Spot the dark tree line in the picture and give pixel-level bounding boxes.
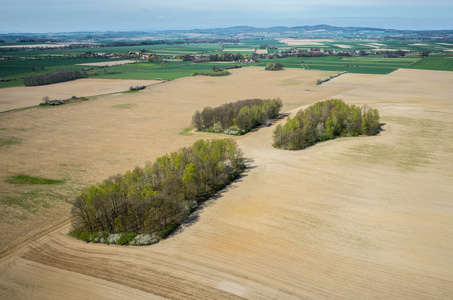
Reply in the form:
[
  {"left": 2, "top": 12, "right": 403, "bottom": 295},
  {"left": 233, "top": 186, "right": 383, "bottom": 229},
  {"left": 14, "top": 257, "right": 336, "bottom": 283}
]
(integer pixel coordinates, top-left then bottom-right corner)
[
  {"left": 181, "top": 52, "right": 245, "bottom": 62},
  {"left": 71, "top": 139, "right": 245, "bottom": 240},
  {"left": 192, "top": 98, "right": 282, "bottom": 134},
  {"left": 23, "top": 70, "right": 85, "bottom": 86},
  {"left": 384, "top": 50, "right": 407, "bottom": 58},
  {"left": 208, "top": 53, "right": 245, "bottom": 61},
  {"left": 273, "top": 99, "right": 381, "bottom": 150},
  {"left": 99, "top": 38, "right": 240, "bottom": 47}
]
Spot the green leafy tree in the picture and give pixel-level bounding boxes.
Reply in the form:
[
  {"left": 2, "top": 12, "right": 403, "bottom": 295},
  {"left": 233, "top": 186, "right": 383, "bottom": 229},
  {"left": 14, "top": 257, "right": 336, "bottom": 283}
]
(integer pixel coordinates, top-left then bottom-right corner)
[
  {"left": 192, "top": 98, "right": 282, "bottom": 134},
  {"left": 70, "top": 139, "right": 245, "bottom": 242},
  {"left": 273, "top": 99, "right": 381, "bottom": 150},
  {"left": 265, "top": 61, "right": 283, "bottom": 71}
]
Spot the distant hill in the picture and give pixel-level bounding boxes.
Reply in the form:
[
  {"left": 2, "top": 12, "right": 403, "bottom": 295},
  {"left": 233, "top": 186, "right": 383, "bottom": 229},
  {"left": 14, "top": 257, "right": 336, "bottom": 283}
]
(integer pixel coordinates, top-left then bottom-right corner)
[
  {"left": 1, "top": 25, "right": 452, "bottom": 42},
  {"left": 161, "top": 25, "right": 453, "bottom": 40}
]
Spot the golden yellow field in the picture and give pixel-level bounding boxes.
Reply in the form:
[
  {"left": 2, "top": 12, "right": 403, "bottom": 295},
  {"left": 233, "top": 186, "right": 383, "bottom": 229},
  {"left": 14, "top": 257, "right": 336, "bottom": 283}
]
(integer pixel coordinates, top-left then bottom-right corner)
[{"left": 1, "top": 67, "right": 452, "bottom": 299}]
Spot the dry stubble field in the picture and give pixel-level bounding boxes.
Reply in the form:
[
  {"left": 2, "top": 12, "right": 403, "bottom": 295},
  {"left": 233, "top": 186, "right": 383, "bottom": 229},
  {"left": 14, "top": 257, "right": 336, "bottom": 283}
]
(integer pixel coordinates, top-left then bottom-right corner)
[
  {"left": 0, "top": 78, "right": 161, "bottom": 112},
  {"left": 0, "top": 67, "right": 452, "bottom": 299}
]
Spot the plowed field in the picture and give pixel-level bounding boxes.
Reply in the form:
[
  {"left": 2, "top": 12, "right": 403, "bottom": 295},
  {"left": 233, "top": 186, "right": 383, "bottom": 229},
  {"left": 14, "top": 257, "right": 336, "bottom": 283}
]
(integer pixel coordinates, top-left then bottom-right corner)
[
  {"left": 0, "top": 78, "right": 160, "bottom": 112},
  {"left": 1, "top": 67, "right": 452, "bottom": 299}
]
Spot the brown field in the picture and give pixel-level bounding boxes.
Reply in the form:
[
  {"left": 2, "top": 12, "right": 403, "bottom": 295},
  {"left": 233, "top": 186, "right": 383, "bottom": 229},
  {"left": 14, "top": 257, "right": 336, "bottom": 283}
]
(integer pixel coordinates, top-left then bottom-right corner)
[
  {"left": 255, "top": 49, "right": 268, "bottom": 54},
  {"left": 0, "top": 78, "right": 160, "bottom": 112},
  {"left": 278, "top": 38, "right": 332, "bottom": 46},
  {"left": 0, "top": 43, "right": 75, "bottom": 49},
  {"left": 334, "top": 44, "right": 351, "bottom": 49},
  {"left": 0, "top": 67, "right": 452, "bottom": 299},
  {"left": 75, "top": 60, "right": 138, "bottom": 67}
]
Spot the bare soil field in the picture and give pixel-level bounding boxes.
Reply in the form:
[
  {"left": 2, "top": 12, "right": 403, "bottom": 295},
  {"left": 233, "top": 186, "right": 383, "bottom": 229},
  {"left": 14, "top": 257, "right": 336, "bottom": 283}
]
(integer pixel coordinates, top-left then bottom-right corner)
[
  {"left": 0, "top": 78, "right": 160, "bottom": 112},
  {"left": 334, "top": 44, "right": 351, "bottom": 48},
  {"left": 279, "top": 38, "right": 333, "bottom": 46},
  {"left": 255, "top": 49, "right": 268, "bottom": 54},
  {"left": 0, "top": 43, "right": 75, "bottom": 49},
  {"left": 75, "top": 60, "right": 138, "bottom": 67},
  {"left": 1, "top": 67, "right": 452, "bottom": 299}
]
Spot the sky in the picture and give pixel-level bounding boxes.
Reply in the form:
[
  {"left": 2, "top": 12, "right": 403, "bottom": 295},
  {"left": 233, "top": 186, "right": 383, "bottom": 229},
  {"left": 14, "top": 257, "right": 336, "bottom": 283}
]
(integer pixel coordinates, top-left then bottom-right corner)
[{"left": 1, "top": 0, "right": 452, "bottom": 33}]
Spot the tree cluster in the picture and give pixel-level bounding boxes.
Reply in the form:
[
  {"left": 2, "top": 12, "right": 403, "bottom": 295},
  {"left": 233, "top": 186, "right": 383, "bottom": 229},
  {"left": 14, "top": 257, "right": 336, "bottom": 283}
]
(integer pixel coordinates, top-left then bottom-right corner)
[
  {"left": 208, "top": 53, "right": 245, "bottom": 61},
  {"left": 384, "top": 50, "right": 406, "bottom": 58},
  {"left": 265, "top": 62, "right": 283, "bottom": 70},
  {"left": 191, "top": 70, "right": 230, "bottom": 77},
  {"left": 273, "top": 99, "right": 381, "bottom": 150},
  {"left": 192, "top": 98, "right": 282, "bottom": 134},
  {"left": 71, "top": 139, "right": 245, "bottom": 242},
  {"left": 23, "top": 70, "right": 84, "bottom": 86},
  {"left": 39, "top": 95, "right": 88, "bottom": 106},
  {"left": 181, "top": 53, "right": 245, "bottom": 62},
  {"left": 129, "top": 85, "right": 146, "bottom": 91},
  {"left": 259, "top": 44, "right": 277, "bottom": 49}
]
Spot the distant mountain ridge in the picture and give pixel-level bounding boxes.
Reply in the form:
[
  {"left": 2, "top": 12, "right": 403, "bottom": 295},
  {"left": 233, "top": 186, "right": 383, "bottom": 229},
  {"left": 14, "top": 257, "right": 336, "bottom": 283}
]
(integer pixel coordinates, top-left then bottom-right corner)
[
  {"left": 160, "top": 25, "right": 453, "bottom": 40},
  {"left": 162, "top": 24, "right": 452, "bottom": 34},
  {"left": 1, "top": 24, "right": 452, "bottom": 41}
]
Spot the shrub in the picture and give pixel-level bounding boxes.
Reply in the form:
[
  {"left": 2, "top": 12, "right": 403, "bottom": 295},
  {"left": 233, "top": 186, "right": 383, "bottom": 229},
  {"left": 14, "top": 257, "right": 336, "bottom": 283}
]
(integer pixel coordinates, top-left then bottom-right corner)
[
  {"left": 129, "top": 85, "right": 146, "bottom": 91},
  {"left": 116, "top": 232, "right": 137, "bottom": 245},
  {"left": 107, "top": 233, "right": 121, "bottom": 245},
  {"left": 224, "top": 126, "right": 242, "bottom": 135},
  {"left": 68, "top": 228, "right": 90, "bottom": 242},
  {"left": 156, "top": 222, "right": 179, "bottom": 239},
  {"left": 131, "top": 234, "right": 158, "bottom": 245}
]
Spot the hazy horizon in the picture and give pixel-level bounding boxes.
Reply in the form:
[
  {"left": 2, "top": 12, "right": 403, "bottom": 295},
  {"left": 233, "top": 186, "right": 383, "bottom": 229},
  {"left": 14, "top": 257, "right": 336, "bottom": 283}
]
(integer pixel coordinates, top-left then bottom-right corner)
[{"left": 1, "top": 0, "right": 452, "bottom": 34}]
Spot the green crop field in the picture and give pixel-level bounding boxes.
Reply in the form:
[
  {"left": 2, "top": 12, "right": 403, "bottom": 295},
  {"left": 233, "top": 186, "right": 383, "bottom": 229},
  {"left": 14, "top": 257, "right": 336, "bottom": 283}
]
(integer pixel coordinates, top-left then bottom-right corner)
[
  {"left": 240, "top": 40, "right": 284, "bottom": 46},
  {"left": 257, "top": 55, "right": 420, "bottom": 74},
  {"left": 0, "top": 58, "right": 129, "bottom": 88},
  {"left": 0, "top": 58, "right": 127, "bottom": 78},
  {"left": 95, "top": 61, "right": 244, "bottom": 81},
  {"left": 144, "top": 43, "right": 221, "bottom": 55},
  {"left": 1, "top": 37, "right": 452, "bottom": 89},
  {"left": 0, "top": 43, "right": 222, "bottom": 59},
  {"left": 405, "top": 53, "right": 453, "bottom": 71}
]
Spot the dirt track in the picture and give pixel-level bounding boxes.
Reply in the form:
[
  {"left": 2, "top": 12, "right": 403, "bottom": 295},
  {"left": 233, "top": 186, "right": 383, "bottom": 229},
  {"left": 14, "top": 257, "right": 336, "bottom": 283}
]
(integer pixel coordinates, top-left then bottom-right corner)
[{"left": 0, "top": 68, "right": 452, "bottom": 299}]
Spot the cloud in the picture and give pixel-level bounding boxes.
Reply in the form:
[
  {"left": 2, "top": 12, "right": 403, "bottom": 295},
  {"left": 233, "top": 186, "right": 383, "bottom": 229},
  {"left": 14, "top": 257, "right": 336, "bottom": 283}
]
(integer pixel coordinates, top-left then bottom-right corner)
[
  {"left": 1, "top": 0, "right": 452, "bottom": 32},
  {"left": 134, "top": 0, "right": 453, "bottom": 11}
]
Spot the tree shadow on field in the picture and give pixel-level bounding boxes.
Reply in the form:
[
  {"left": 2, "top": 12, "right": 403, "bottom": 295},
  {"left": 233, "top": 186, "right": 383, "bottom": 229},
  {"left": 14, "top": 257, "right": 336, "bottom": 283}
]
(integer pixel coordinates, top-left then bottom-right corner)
[{"left": 165, "top": 158, "right": 257, "bottom": 239}]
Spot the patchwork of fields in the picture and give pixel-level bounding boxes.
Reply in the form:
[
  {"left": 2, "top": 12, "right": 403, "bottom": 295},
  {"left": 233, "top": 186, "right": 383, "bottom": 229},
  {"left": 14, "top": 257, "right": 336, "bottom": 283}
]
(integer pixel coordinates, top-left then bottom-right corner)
[
  {"left": 0, "top": 67, "right": 452, "bottom": 299},
  {"left": 1, "top": 33, "right": 453, "bottom": 298},
  {"left": 1, "top": 38, "right": 453, "bottom": 89}
]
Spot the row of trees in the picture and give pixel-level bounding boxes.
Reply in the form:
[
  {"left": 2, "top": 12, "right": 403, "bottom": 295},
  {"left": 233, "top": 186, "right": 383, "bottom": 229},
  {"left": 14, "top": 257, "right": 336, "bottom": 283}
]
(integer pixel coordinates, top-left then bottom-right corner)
[
  {"left": 208, "top": 53, "right": 245, "bottom": 61},
  {"left": 273, "top": 99, "right": 381, "bottom": 150},
  {"left": 23, "top": 70, "right": 84, "bottom": 86},
  {"left": 71, "top": 139, "right": 245, "bottom": 241},
  {"left": 180, "top": 53, "right": 245, "bottom": 62},
  {"left": 192, "top": 98, "right": 283, "bottom": 133}
]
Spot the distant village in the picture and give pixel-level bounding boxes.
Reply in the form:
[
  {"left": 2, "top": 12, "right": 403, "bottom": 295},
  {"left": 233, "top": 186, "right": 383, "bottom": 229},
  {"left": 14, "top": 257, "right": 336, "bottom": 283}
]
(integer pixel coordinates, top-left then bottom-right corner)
[{"left": 83, "top": 45, "right": 407, "bottom": 63}]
